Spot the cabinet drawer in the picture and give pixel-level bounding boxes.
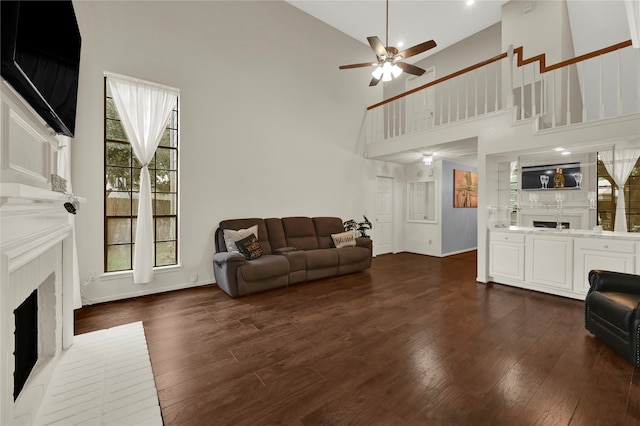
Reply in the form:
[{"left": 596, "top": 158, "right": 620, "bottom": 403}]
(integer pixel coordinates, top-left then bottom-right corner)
[
  {"left": 574, "top": 238, "right": 637, "bottom": 254},
  {"left": 490, "top": 232, "right": 525, "bottom": 243}
]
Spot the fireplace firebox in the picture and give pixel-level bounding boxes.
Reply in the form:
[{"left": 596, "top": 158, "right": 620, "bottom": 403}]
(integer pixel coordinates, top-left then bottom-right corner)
[{"left": 13, "top": 289, "right": 38, "bottom": 401}]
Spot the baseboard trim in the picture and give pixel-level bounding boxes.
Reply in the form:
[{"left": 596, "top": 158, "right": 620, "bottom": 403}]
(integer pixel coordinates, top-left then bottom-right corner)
[{"left": 81, "top": 280, "right": 214, "bottom": 306}]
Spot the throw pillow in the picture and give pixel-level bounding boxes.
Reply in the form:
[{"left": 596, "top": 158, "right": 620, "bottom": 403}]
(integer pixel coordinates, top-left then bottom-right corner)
[
  {"left": 331, "top": 231, "right": 356, "bottom": 248},
  {"left": 223, "top": 225, "right": 258, "bottom": 252},
  {"left": 235, "top": 233, "right": 263, "bottom": 260}
]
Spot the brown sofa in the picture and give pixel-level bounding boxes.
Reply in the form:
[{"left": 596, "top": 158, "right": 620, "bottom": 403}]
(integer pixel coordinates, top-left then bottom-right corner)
[{"left": 212, "top": 217, "right": 372, "bottom": 297}]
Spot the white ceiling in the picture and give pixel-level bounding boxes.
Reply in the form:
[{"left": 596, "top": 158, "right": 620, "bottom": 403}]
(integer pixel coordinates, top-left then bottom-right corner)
[{"left": 286, "top": 0, "right": 509, "bottom": 64}]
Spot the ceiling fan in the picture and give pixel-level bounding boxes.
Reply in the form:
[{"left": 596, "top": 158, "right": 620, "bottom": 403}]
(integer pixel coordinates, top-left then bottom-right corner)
[{"left": 338, "top": 0, "right": 437, "bottom": 86}]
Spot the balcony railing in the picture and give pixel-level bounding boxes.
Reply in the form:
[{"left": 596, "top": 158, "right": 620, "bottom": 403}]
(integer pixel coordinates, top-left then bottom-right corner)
[{"left": 365, "top": 40, "right": 638, "bottom": 144}]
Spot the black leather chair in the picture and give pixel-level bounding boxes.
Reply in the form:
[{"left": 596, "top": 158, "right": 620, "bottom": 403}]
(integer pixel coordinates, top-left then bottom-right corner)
[{"left": 585, "top": 270, "right": 640, "bottom": 367}]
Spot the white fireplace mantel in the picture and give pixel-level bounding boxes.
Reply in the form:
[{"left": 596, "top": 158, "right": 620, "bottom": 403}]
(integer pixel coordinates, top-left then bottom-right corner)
[{"left": 1, "top": 79, "right": 80, "bottom": 425}]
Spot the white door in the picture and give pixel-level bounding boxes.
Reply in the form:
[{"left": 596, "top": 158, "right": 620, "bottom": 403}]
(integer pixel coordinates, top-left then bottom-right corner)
[{"left": 375, "top": 176, "right": 394, "bottom": 255}]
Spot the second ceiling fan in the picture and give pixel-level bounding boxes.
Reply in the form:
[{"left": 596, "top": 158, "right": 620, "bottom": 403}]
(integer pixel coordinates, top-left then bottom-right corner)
[{"left": 339, "top": 0, "right": 437, "bottom": 86}]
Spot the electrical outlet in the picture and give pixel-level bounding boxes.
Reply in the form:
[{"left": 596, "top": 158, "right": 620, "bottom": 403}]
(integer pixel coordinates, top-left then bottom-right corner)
[{"left": 190, "top": 272, "right": 198, "bottom": 283}]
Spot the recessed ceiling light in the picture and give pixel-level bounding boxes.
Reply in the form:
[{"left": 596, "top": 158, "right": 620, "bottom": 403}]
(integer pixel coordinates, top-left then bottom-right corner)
[
  {"left": 397, "top": 41, "right": 404, "bottom": 48},
  {"left": 553, "top": 147, "right": 565, "bottom": 152},
  {"left": 466, "top": 0, "right": 475, "bottom": 5},
  {"left": 561, "top": 151, "right": 571, "bottom": 156}
]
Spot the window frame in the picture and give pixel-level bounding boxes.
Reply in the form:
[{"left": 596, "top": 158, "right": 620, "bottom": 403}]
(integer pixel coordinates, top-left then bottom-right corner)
[
  {"left": 597, "top": 155, "right": 640, "bottom": 232},
  {"left": 103, "top": 77, "right": 180, "bottom": 273}
]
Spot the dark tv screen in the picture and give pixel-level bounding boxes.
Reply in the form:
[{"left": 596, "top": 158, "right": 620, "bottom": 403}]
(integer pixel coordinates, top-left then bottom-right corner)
[
  {"left": 1, "top": 0, "right": 81, "bottom": 137},
  {"left": 521, "top": 162, "right": 581, "bottom": 190}
]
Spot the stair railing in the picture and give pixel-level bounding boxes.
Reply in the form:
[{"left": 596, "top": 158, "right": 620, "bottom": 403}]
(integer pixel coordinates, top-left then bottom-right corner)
[{"left": 366, "top": 39, "right": 638, "bottom": 143}]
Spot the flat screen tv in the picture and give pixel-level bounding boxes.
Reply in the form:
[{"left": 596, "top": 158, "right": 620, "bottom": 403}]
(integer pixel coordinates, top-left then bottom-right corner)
[
  {"left": 521, "top": 162, "right": 582, "bottom": 190},
  {"left": 1, "top": 0, "right": 81, "bottom": 137}
]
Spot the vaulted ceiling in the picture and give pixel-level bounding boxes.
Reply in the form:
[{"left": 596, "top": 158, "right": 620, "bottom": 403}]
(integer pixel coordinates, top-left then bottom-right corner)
[{"left": 286, "top": 0, "right": 509, "bottom": 64}]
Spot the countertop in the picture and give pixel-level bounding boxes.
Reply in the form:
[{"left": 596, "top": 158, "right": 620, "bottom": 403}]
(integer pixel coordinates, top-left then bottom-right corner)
[{"left": 490, "top": 226, "right": 640, "bottom": 240}]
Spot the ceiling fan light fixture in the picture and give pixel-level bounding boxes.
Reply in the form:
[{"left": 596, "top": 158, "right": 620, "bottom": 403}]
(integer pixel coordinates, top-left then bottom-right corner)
[
  {"left": 381, "top": 61, "right": 394, "bottom": 81},
  {"left": 372, "top": 66, "right": 384, "bottom": 80},
  {"left": 391, "top": 64, "right": 403, "bottom": 78}
]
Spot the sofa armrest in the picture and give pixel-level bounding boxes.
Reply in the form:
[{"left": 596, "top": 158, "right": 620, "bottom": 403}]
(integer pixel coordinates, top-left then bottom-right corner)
[
  {"left": 355, "top": 237, "right": 372, "bottom": 249},
  {"left": 274, "top": 247, "right": 298, "bottom": 253},
  {"left": 588, "top": 270, "right": 640, "bottom": 294},
  {"left": 212, "top": 252, "right": 245, "bottom": 297},
  {"left": 213, "top": 251, "right": 245, "bottom": 266}
]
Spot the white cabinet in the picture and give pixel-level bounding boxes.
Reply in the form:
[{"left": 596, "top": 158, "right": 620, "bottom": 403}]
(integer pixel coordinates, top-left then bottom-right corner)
[
  {"left": 526, "top": 235, "right": 573, "bottom": 291},
  {"left": 573, "top": 238, "right": 637, "bottom": 294},
  {"left": 489, "top": 232, "right": 525, "bottom": 281},
  {"left": 489, "top": 228, "right": 640, "bottom": 300}
]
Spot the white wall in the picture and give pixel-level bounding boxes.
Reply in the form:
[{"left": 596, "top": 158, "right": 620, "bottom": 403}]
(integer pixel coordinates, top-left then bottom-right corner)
[
  {"left": 384, "top": 22, "right": 502, "bottom": 99},
  {"left": 71, "top": 0, "right": 398, "bottom": 304}
]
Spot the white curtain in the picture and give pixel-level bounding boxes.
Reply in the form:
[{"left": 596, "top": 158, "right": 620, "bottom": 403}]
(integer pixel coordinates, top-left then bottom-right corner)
[
  {"left": 107, "top": 73, "right": 178, "bottom": 283},
  {"left": 626, "top": 0, "right": 640, "bottom": 48},
  {"left": 600, "top": 147, "right": 640, "bottom": 232},
  {"left": 57, "top": 137, "right": 82, "bottom": 309}
]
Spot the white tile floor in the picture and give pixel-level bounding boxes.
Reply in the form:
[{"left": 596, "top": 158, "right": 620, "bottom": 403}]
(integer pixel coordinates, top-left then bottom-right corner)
[{"left": 35, "top": 322, "right": 163, "bottom": 426}]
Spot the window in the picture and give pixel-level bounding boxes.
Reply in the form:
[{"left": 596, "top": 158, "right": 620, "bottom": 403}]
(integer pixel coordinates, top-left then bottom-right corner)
[
  {"left": 597, "top": 156, "right": 640, "bottom": 232},
  {"left": 104, "top": 78, "right": 179, "bottom": 272}
]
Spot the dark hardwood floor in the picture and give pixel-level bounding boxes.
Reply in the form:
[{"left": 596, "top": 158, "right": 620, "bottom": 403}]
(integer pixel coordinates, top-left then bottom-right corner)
[{"left": 75, "top": 252, "right": 640, "bottom": 425}]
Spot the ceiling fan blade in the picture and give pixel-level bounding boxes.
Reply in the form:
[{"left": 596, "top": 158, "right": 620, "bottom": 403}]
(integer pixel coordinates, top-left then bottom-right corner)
[
  {"left": 339, "top": 62, "right": 377, "bottom": 70},
  {"left": 397, "top": 40, "right": 437, "bottom": 60},
  {"left": 367, "top": 36, "right": 387, "bottom": 58},
  {"left": 396, "top": 62, "right": 426, "bottom": 76},
  {"left": 369, "top": 76, "right": 381, "bottom": 87}
]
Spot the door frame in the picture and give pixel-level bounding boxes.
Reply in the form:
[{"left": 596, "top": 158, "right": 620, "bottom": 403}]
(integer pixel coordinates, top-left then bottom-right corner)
[{"left": 374, "top": 175, "right": 395, "bottom": 257}]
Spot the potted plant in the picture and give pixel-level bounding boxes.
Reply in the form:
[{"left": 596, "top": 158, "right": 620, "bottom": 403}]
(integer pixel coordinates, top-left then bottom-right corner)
[{"left": 343, "top": 215, "right": 372, "bottom": 238}]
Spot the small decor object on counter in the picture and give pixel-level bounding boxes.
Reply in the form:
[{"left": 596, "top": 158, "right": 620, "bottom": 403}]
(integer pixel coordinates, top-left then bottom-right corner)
[
  {"left": 588, "top": 191, "right": 597, "bottom": 209},
  {"left": 51, "top": 174, "right": 67, "bottom": 193},
  {"left": 554, "top": 167, "right": 565, "bottom": 188},
  {"left": 343, "top": 215, "right": 372, "bottom": 237}
]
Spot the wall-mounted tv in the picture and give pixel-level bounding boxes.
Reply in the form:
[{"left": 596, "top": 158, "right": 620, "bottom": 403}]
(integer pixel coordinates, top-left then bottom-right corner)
[
  {"left": 1, "top": 0, "right": 82, "bottom": 137},
  {"left": 521, "top": 162, "right": 582, "bottom": 190}
]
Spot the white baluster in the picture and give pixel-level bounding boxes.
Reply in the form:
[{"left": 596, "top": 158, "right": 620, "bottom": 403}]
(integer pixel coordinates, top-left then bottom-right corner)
[
  {"left": 567, "top": 66, "right": 571, "bottom": 125},
  {"left": 485, "top": 66, "right": 489, "bottom": 114},
  {"left": 474, "top": 69, "right": 478, "bottom": 117},
  {"left": 532, "top": 63, "right": 537, "bottom": 117},
  {"left": 551, "top": 69, "right": 557, "bottom": 128},
  {"left": 599, "top": 56, "right": 604, "bottom": 119},
  {"left": 617, "top": 49, "right": 623, "bottom": 116},
  {"left": 495, "top": 62, "right": 499, "bottom": 111},
  {"left": 520, "top": 62, "right": 525, "bottom": 119},
  {"left": 582, "top": 61, "right": 587, "bottom": 122}
]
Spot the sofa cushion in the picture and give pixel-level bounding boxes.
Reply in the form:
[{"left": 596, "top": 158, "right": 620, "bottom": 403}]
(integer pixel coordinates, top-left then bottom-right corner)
[
  {"left": 305, "top": 249, "right": 339, "bottom": 269},
  {"left": 235, "top": 234, "right": 263, "bottom": 260},
  {"left": 223, "top": 225, "right": 258, "bottom": 252},
  {"left": 219, "top": 218, "right": 272, "bottom": 254},
  {"left": 265, "top": 218, "right": 287, "bottom": 251},
  {"left": 282, "top": 217, "right": 319, "bottom": 250},
  {"left": 238, "top": 254, "right": 289, "bottom": 282},
  {"left": 313, "top": 217, "right": 345, "bottom": 249},
  {"left": 336, "top": 246, "right": 370, "bottom": 265}
]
